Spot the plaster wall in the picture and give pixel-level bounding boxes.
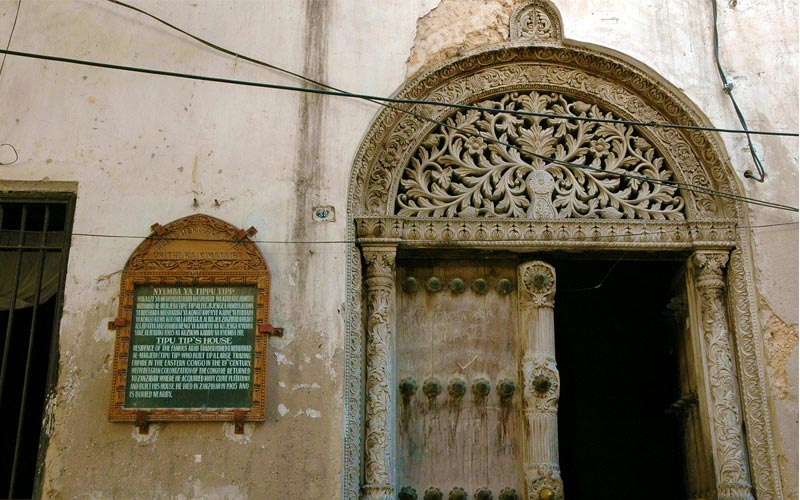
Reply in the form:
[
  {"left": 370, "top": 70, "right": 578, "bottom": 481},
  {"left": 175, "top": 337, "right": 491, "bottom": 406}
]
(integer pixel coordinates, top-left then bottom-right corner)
[{"left": 0, "top": 0, "right": 795, "bottom": 499}]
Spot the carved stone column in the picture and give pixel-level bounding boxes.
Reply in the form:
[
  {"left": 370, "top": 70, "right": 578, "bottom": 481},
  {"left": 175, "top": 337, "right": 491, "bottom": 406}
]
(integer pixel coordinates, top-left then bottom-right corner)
[
  {"left": 692, "top": 251, "right": 754, "bottom": 500},
  {"left": 518, "top": 261, "right": 563, "bottom": 500},
  {"left": 361, "top": 246, "right": 397, "bottom": 500}
]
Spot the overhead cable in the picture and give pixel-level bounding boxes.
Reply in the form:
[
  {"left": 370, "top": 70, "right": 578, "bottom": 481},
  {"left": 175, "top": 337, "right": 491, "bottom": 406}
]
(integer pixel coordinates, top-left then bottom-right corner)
[
  {"left": 0, "top": 0, "right": 21, "bottom": 79},
  {"left": 1, "top": 47, "right": 797, "bottom": 213},
  {"left": 0, "top": 0, "right": 22, "bottom": 167},
  {"left": 80, "top": 1, "right": 800, "bottom": 139},
  {"left": 100, "top": 0, "right": 799, "bottom": 210}
]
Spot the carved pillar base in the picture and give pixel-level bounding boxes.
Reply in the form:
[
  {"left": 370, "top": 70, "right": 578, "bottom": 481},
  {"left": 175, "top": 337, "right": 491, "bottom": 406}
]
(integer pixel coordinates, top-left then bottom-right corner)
[
  {"left": 526, "top": 464, "right": 564, "bottom": 500},
  {"left": 362, "top": 485, "right": 394, "bottom": 500},
  {"left": 718, "top": 483, "right": 757, "bottom": 500}
]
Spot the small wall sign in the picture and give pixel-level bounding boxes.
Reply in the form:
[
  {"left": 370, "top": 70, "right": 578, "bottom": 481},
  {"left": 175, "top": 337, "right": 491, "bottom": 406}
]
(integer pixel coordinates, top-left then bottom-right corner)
[{"left": 108, "top": 214, "right": 271, "bottom": 429}]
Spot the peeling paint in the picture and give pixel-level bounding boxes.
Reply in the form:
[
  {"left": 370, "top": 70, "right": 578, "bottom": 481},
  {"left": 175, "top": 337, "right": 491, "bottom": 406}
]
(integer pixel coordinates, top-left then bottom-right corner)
[
  {"left": 274, "top": 352, "right": 293, "bottom": 365},
  {"left": 294, "top": 408, "right": 322, "bottom": 418},
  {"left": 291, "top": 382, "right": 321, "bottom": 391},
  {"left": 93, "top": 317, "right": 115, "bottom": 343},
  {"left": 131, "top": 423, "right": 160, "bottom": 444},
  {"left": 278, "top": 404, "right": 289, "bottom": 416},
  {"left": 406, "top": 0, "right": 515, "bottom": 77},
  {"left": 223, "top": 422, "right": 254, "bottom": 443},
  {"left": 58, "top": 351, "right": 81, "bottom": 410},
  {"left": 178, "top": 478, "right": 247, "bottom": 500},
  {"left": 760, "top": 299, "right": 799, "bottom": 400}
]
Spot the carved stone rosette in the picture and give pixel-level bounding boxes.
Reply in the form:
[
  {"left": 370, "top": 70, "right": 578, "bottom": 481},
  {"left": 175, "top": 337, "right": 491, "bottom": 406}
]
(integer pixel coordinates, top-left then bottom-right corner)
[
  {"left": 362, "top": 246, "right": 398, "bottom": 500},
  {"left": 518, "top": 261, "right": 563, "bottom": 500},
  {"left": 692, "top": 251, "right": 754, "bottom": 500}
]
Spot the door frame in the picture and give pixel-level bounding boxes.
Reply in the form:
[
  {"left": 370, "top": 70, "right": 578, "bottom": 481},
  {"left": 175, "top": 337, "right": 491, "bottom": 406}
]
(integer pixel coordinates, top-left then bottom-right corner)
[{"left": 343, "top": 6, "right": 780, "bottom": 498}]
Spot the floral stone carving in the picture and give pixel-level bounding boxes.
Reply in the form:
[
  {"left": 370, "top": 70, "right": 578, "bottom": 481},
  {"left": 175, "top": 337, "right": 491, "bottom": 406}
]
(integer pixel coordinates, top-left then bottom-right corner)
[{"left": 396, "top": 91, "right": 685, "bottom": 221}]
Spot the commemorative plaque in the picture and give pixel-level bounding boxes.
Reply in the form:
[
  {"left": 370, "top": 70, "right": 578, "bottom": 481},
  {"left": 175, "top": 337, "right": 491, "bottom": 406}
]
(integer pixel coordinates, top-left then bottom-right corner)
[{"left": 109, "top": 214, "right": 271, "bottom": 427}]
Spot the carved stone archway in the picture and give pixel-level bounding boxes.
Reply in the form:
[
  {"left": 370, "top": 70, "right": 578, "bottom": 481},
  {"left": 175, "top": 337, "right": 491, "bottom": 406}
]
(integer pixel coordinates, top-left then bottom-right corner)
[{"left": 344, "top": 2, "right": 782, "bottom": 499}]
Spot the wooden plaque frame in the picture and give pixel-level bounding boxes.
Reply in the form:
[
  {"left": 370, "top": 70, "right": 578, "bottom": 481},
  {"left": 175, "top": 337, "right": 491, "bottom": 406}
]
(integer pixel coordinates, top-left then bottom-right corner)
[{"left": 108, "top": 214, "right": 270, "bottom": 423}]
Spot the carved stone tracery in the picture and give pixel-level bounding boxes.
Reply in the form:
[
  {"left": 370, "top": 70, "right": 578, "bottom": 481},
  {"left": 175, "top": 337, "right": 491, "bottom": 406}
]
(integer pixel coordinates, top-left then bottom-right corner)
[{"left": 397, "top": 91, "right": 686, "bottom": 221}]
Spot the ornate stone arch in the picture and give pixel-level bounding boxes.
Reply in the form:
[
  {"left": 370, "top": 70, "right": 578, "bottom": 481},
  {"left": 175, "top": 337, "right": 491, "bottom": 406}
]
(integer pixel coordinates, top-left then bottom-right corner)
[{"left": 344, "top": 4, "right": 782, "bottom": 499}]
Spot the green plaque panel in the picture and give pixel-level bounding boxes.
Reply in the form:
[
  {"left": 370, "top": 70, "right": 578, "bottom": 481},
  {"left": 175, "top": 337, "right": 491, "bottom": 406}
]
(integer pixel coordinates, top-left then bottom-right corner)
[{"left": 124, "top": 285, "right": 256, "bottom": 409}]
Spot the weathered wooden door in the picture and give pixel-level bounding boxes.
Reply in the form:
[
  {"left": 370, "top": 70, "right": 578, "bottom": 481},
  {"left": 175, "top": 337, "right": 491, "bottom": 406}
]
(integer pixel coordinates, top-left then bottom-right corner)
[{"left": 396, "top": 259, "right": 561, "bottom": 500}]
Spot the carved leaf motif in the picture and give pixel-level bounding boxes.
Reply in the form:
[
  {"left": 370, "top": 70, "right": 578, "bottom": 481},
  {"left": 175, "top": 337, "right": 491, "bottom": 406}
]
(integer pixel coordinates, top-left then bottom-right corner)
[{"left": 396, "top": 91, "right": 686, "bottom": 220}]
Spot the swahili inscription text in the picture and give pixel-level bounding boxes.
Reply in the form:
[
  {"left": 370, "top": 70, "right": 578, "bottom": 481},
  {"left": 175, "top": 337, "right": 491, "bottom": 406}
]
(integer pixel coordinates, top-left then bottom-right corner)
[{"left": 125, "top": 285, "right": 256, "bottom": 409}]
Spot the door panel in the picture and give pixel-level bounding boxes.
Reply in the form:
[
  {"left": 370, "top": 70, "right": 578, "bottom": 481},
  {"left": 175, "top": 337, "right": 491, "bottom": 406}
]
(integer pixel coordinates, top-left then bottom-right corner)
[{"left": 396, "top": 259, "right": 522, "bottom": 497}]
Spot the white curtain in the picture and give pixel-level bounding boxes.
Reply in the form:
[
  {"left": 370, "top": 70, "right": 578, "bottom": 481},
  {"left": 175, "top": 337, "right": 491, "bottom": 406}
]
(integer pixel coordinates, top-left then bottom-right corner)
[{"left": 0, "top": 252, "right": 61, "bottom": 310}]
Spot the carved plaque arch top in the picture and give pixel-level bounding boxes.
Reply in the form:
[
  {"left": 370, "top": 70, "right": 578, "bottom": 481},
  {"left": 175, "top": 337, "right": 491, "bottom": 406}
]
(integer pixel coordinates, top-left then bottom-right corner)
[
  {"left": 396, "top": 90, "right": 686, "bottom": 220},
  {"left": 126, "top": 214, "right": 268, "bottom": 273}
]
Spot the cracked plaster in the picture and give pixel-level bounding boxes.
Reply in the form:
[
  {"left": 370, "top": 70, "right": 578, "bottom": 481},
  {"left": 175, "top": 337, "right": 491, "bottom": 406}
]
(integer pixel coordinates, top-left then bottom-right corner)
[{"left": 406, "top": 0, "right": 520, "bottom": 77}]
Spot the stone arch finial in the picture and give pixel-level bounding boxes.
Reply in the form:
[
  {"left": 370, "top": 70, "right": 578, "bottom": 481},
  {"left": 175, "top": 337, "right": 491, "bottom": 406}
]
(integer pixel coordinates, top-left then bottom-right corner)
[{"left": 510, "top": 0, "right": 564, "bottom": 45}]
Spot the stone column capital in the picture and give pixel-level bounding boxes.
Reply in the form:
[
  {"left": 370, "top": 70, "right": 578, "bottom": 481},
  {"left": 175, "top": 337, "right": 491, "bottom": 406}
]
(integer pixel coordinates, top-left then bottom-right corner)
[
  {"left": 692, "top": 250, "right": 729, "bottom": 290},
  {"left": 362, "top": 246, "right": 397, "bottom": 280}
]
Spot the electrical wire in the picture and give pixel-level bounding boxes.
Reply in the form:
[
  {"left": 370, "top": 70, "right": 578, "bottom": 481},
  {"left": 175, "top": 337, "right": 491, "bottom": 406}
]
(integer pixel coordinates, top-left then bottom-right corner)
[
  {"left": 83, "top": 1, "right": 800, "bottom": 139},
  {"left": 0, "top": 0, "right": 21, "bottom": 79},
  {"left": 0, "top": 143, "right": 19, "bottom": 165},
  {"left": 560, "top": 252, "right": 626, "bottom": 292},
  {"left": 0, "top": 1, "right": 22, "bottom": 167},
  {"left": 100, "top": 0, "right": 800, "bottom": 210},
  {"left": 1, "top": 46, "right": 795, "bottom": 213},
  {"left": 711, "top": 0, "right": 767, "bottom": 182},
  {"left": 98, "top": 0, "right": 798, "bottom": 211},
  {"left": 1, "top": 47, "right": 797, "bottom": 214}
]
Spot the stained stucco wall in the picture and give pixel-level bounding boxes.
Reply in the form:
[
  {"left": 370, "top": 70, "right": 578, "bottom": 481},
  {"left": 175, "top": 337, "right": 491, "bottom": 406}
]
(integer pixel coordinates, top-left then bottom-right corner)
[{"left": 0, "top": 1, "right": 795, "bottom": 499}]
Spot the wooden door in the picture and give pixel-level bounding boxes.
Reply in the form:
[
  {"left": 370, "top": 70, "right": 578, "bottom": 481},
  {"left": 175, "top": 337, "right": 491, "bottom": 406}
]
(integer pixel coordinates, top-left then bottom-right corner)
[{"left": 396, "top": 259, "right": 523, "bottom": 499}]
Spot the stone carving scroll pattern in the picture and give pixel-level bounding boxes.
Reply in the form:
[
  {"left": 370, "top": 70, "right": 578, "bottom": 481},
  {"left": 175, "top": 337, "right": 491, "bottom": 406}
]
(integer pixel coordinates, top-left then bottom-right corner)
[
  {"left": 397, "top": 91, "right": 685, "bottom": 220},
  {"left": 344, "top": 246, "right": 363, "bottom": 500},
  {"left": 727, "top": 249, "right": 781, "bottom": 499},
  {"left": 692, "top": 252, "right": 754, "bottom": 500},
  {"left": 362, "top": 247, "right": 397, "bottom": 500}
]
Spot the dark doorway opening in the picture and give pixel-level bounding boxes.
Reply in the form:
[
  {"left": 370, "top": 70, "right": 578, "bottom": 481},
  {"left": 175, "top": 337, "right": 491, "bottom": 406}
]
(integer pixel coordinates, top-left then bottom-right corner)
[
  {"left": 554, "top": 258, "right": 685, "bottom": 500},
  {"left": 0, "top": 197, "right": 74, "bottom": 499}
]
